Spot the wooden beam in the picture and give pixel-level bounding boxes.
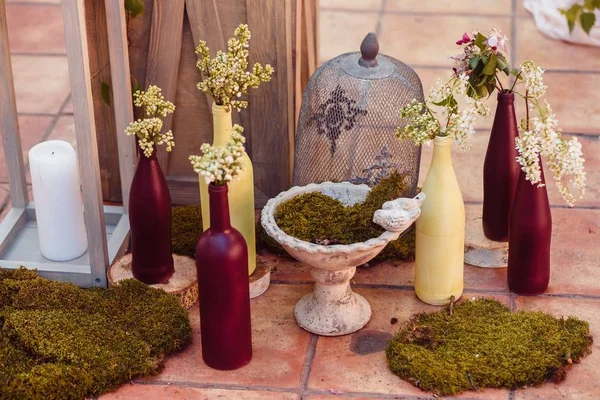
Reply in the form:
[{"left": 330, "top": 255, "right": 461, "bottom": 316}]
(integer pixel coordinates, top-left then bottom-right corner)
[
  {"left": 105, "top": 0, "right": 136, "bottom": 213},
  {"left": 0, "top": 0, "right": 28, "bottom": 208},
  {"left": 144, "top": 0, "right": 185, "bottom": 173},
  {"left": 0, "top": 207, "right": 26, "bottom": 258},
  {"left": 61, "top": 0, "right": 110, "bottom": 287}
]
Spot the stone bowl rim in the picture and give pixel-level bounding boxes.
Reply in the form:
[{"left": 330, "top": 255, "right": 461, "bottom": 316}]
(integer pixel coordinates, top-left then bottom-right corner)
[{"left": 260, "top": 181, "right": 402, "bottom": 256}]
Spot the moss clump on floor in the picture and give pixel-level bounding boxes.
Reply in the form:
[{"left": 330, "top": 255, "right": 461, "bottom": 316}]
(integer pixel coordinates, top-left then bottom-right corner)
[
  {"left": 386, "top": 298, "right": 593, "bottom": 396},
  {"left": 172, "top": 205, "right": 203, "bottom": 258},
  {"left": 272, "top": 173, "right": 416, "bottom": 261},
  {"left": 0, "top": 268, "right": 192, "bottom": 399}
]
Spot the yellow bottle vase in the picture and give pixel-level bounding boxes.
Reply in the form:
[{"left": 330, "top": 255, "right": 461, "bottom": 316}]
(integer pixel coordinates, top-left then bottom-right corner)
[
  {"left": 199, "top": 103, "right": 256, "bottom": 276},
  {"left": 415, "top": 136, "right": 465, "bottom": 305}
]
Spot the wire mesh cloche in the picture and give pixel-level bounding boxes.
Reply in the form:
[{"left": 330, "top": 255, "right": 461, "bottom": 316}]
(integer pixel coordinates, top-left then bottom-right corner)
[{"left": 293, "top": 32, "right": 424, "bottom": 195}]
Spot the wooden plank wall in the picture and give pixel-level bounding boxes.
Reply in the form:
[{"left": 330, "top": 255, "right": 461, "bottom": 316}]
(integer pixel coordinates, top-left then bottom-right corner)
[
  {"left": 123, "top": 0, "right": 317, "bottom": 207},
  {"left": 85, "top": 0, "right": 121, "bottom": 202}
]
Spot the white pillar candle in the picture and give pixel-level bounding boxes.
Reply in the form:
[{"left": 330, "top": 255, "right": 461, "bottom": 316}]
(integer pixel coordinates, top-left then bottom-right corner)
[{"left": 29, "top": 140, "right": 88, "bottom": 261}]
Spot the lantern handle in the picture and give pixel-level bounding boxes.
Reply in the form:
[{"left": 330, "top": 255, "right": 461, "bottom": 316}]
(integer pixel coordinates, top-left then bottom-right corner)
[{"left": 358, "top": 32, "right": 379, "bottom": 68}]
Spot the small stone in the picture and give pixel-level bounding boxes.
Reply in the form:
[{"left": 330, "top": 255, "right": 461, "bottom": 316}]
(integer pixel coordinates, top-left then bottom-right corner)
[{"left": 391, "top": 317, "right": 398, "bottom": 325}]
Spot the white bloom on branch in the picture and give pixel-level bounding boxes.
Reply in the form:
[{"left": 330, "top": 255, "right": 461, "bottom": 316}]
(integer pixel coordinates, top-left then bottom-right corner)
[
  {"left": 195, "top": 24, "right": 274, "bottom": 111},
  {"left": 189, "top": 125, "right": 247, "bottom": 186},
  {"left": 520, "top": 61, "right": 547, "bottom": 99},
  {"left": 124, "top": 85, "right": 175, "bottom": 158}
]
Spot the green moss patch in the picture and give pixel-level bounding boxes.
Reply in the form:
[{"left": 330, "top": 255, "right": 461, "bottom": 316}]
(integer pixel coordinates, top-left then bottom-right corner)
[
  {"left": 0, "top": 268, "right": 192, "bottom": 399},
  {"left": 386, "top": 298, "right": 593, "bottom": 396},
  {"left": 273, "top": 173, "right": 416, "bottom": 261},
  {"left": 172, "top": 205, "right": 203, "bottom": 258}
]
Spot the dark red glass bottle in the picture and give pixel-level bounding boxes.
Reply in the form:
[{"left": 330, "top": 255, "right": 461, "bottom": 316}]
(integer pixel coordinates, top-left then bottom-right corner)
[
  {"left": 507, "top": 160, "right": 552, "bottom": 295},
  {"left": 482, "top": 92, "right": 521, "bottom": 242},
  {"left": 196, "top": 184, "right": 252, "bottom": 370},
  {"left": 129, "top": 147, "right": 174, "bottom": 284}
]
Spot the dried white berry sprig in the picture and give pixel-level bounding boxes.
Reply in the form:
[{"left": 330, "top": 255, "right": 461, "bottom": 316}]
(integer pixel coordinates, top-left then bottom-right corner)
[
  {"left": 124, "top": 85, "right": 176, "bottom": 158},
  {"left": 190, "top": 124, "right": 247, "bottom": 186},
  {"left": 515, "top": 61, "right": 586, "bottom": 206},
  {"left": 396, "top": 72, "right": 489, "bottom": 151},
  {"left": 195, "top": 24, "right": 274, "bottom": 111}
]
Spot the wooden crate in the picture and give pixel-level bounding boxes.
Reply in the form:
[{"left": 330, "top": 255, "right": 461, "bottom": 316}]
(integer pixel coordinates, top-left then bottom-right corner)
[{"left": 111, "top": 0, "right": 319, "bottom": 207}]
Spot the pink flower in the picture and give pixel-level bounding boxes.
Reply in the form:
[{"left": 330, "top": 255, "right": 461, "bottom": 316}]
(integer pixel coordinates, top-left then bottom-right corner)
[{"left": 456, "top": 32, "right": 471, "bottom": 45}]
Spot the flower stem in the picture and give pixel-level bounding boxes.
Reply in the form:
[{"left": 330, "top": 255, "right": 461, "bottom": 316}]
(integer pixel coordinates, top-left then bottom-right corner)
[
  {"left": 495, "top": 72, "right": 505, "bottom": 92},
  {"left": 525, "top": 89, "right": 530, "bottom": 131},
  {"left": 509, "top": 71, "right": 522, "bottom": 93}
]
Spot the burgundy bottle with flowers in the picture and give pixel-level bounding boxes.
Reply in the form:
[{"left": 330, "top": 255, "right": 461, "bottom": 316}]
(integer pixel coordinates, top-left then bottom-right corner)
[
  {"left": 507, "top": 160, "right": 552, "bottom": 295},
  {"left": 482, "top": 92, "right": 520, "bottom": 241},
  {"left": 455, "top": 30, "right": 517, "bottom": 242},
  {"left": 196, "top": 183, "right": 252, "bottom": 370}
]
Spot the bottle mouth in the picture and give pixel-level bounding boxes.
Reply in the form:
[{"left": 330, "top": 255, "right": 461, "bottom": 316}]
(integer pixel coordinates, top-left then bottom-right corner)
[
  {"left": 497, "top": 91, "right": 515, "bottom": 102},
  {"left": 433, "top": 135, "right": 452, "bottom": 146}
]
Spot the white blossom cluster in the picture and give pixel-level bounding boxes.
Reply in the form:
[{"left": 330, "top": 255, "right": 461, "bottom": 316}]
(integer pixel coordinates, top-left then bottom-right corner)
[
  {"left": 396, "top": 73, "right": 488, "bottom": 150},
  {"left": 195, "top": 24, "right": 274, "bottom": 111},
  {"left": 124, "top": 85, "right": 176, "bottom": 158},
  {"left": 520, "top": 61, "right": 547, "bottom": 99},
  {"left": 516, "top": 100, "right": 586, "bottom": 206},
  {"left": 447, "top": 97, "right": 490, "bottom": 150},
  {"left": 189, "top": 125, "right": 247, "bottom": 185}
]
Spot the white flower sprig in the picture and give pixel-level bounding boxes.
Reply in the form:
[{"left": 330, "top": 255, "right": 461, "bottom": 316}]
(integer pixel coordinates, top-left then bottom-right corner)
[
  {"left": 195, "top": 24, "right": 274, "bottom": 111},
  {"left": 514, "top": 61, "right": 586, "bottom": 206},
  {"left": 189, "top": 125, "right": 247, "bottom": 185},
  {"left": 124, "top": 85, "right": 176, "bottom": 158},
  {"left": 396, "top": 73, "right": 489, "bottom": 150}
]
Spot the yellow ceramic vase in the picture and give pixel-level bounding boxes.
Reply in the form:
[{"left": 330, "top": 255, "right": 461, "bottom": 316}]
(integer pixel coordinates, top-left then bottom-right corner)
[
  {"left": 415, "top": 136, "right": 464, "bottom": 305},
  {"left": 199, "top": 103, "right": 256, "bottom": 275}
]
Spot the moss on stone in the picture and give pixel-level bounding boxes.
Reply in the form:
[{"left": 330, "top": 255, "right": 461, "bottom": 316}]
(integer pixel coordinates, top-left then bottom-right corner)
[
  {"left": 0, "top": 268, "right": 192, "bottom": 399},
  {"left": 172, "top": 205, "right": 203, "bottom": 258},
  {"left": 271, "top": 173, "right": 416, "bottom": 260},
  {"left": 386, "top": 298, "right": 593, "bottom": 396}
]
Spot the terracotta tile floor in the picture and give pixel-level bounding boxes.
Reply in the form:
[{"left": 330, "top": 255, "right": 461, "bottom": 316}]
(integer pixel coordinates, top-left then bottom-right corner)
[{"left": 1, "top": 1, "right": 600, "bottom": 399}]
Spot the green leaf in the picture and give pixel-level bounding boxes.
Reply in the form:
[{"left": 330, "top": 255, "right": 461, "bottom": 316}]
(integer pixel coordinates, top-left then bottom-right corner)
[
  {"left": 476, "top": 75, "right": 488, "bottom": 87},
  {"left": 469, "top": 56, "right": 480, "bottom": 69},
  {"left": 563, "top": 4, "right": 583, "bottom": 32},
  {"left": 474, "top": 32, "right": 487, "bottom": 49},
  {"left": 483, "top": 53, "right": 497, "bottom": 76},
  {"left": 581, "top": 12, "right": 596, "bottom": 34},
  {"left": 100, "top": 81, "right": 111, "bottom": 106},
  {"left": 510, "top": 68, "right": 520, "bottom": 77},
  {"left": 125, "top": 0, "right": 144, "bottom": 18}
]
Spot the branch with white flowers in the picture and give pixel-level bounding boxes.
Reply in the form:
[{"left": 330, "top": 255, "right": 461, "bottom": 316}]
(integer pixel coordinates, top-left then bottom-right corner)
[
  {"left": 195, "top": 24, "right": 274, "bottom": 111},
  {"left": 124, "top": 85, "right": 176, "bottom": 158},
  {"left": 396, "top": 73, "right": 490, "bottom": 150},
  {"left": 189, "top": 125, "right": 247, "bottom": 186},
  {"left": 514, "top": 61, "right": 586, "bottom": 206}
]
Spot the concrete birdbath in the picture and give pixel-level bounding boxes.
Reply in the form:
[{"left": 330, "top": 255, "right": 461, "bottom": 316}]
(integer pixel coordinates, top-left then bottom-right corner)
[{"left": 261, "top": 182, "right": 424, "bottom": 336}]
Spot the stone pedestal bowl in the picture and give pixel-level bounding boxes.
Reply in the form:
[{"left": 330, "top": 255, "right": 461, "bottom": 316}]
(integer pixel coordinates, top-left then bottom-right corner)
[{"left": 261, "top": 182, "right": 424, "bottom": 336}]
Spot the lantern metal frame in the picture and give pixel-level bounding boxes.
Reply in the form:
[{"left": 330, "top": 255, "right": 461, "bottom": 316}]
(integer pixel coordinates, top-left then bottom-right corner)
[{"left": 0, "top": 0, "right": 135, "bottom": 287}]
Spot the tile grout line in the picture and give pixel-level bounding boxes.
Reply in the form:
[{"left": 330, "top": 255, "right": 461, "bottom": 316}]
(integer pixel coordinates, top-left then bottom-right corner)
[
  {"left": 320, "top": 6, "right": 512, "bottom": 19},
  {"left": 269, "top": 281, "right": 600, "bottom": 302},
  {"left": 298, "top": 334, "right": 318, "bottom": 399},
  {"left": 374, "top": 0, "right": 387, "bottom": 38},
  {"left": 132, "top": 379, "right": 299, "bottom": 394},
  {"left": 510, "top": 0, "right": 519, "bottom": 66},
  {"left": 10, "top": 52, "right": 67, "bottom": 57},
  {"left": 5, "top": 1, "right": 60, "bottom": 6}
]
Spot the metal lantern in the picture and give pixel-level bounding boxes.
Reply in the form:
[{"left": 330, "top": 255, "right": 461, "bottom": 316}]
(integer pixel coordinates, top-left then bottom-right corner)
[
  {"left": 293, "top": 32, "right": 425, "bottom": 195},
  {"left": 0, "top": 0, "right": 135, "bottom": 287}
]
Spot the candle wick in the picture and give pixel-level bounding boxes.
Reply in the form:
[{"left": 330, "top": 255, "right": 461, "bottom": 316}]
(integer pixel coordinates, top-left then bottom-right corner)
[{"left": 52, "top": 152, "right": 54, "bottom": 155}]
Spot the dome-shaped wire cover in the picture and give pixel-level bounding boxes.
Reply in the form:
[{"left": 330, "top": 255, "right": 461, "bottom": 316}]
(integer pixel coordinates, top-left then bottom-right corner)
[{"left": 293, "top": 33, "right": 425, "bottom": 196}]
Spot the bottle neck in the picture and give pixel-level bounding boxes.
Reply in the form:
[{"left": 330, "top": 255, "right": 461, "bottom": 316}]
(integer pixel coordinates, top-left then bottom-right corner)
[
  {"left": 208, "top": 184, "right": 231, "bottom": 230},
  {"left": 212, "top": 103, "right": 233, "bottom": 147},
  {"left": 431, "top": 136, "right": 452, "bottom": 166}
]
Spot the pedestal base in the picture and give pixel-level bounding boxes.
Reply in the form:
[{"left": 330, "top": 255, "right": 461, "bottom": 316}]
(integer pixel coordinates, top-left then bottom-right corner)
[
  {"left": 250, "top": 258, "right": 271, "bottom": 298},
  {"left": 108, "top": 253, "right": 198, "bottom": 309},
  {"left": 464, "top": 218, "right": 508, "bottom": 268},
  {"left": 294, "top": 267, "right": 371, "bottom": 336}
]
